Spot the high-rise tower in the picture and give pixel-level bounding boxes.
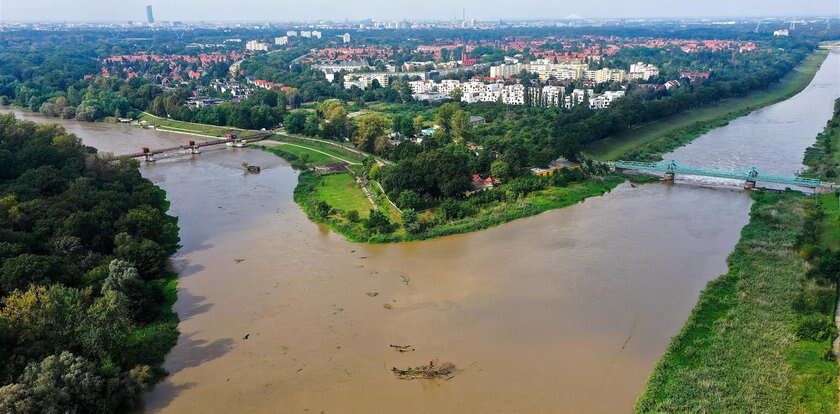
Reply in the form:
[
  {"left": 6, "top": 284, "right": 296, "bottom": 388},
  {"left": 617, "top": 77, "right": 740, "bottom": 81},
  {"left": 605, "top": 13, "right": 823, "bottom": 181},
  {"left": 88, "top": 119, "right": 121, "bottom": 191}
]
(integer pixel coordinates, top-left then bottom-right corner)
[{"left": 146, "top": 5, "right": 155, "bottom": 24}]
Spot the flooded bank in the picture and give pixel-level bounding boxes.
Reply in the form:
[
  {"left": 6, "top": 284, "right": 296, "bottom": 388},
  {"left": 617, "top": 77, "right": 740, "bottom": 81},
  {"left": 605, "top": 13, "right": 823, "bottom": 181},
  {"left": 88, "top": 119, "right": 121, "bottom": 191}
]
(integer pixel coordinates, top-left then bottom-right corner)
[{"left": 2, "top": 49, "right": 838, "bottom": 413}]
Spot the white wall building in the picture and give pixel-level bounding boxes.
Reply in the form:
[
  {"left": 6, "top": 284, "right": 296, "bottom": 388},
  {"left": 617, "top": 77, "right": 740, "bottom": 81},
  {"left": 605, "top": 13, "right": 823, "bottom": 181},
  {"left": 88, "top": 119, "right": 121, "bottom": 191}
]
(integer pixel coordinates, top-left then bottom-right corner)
[
  {"left": 287, "top": 31, "right": 298, "bottom": 37},
  {"left": 245, "top": 40, "right": 269, "bottom": 51},
  {"left": 274, "top": 36, "right": 288, "bottom": 45},
  {"left": 341, "top": 33, "right": 351, "bottom": 43},
  {"left": 589, "top": 90, "right": 625, "bottom": 110},
  {"left": 343, "top": 73, "right": 390, "bottom": 90},
  {"left": 564, "top": 89, "right": 594, "bottom": 109},
  {"left": 629, "top": 62, "right": 660, "bottom": 81},
  {"left": 490, "top": 63, "right": 525, "bottom": 78}
]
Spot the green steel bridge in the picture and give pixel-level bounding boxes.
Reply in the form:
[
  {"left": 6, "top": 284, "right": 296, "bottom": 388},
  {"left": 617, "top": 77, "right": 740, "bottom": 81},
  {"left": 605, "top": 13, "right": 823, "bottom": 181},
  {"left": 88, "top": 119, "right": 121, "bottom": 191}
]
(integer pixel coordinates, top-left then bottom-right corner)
[{"left": 611, "top": 160, "right": 825, "bottom": 189}]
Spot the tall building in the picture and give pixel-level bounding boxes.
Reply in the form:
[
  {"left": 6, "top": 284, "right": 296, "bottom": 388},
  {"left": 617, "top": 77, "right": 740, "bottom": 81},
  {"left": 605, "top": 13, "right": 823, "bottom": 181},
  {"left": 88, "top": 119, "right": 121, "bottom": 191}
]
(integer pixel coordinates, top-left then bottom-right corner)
[{"left": 146, "top": 5, "right": 155, "bottom": 24}]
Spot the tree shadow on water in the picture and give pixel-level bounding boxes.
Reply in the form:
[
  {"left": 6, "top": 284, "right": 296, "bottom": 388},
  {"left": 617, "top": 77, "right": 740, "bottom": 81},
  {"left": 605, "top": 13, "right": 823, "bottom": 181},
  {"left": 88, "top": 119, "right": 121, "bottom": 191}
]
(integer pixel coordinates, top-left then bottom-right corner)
[
  {"left": 174, "top": 287, "right": 213, "bottom": 322},
  {"left": 137, "top": 381, "right": 197, "bottom": 413},
  {"left": 165, "top": 331, "right": 235, "bottom": 376}
]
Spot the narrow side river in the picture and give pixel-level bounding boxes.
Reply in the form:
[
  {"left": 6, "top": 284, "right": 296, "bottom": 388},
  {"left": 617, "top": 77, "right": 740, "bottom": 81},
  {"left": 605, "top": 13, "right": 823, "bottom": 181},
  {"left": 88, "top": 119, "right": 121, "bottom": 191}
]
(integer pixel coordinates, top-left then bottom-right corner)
[{"left": 2, "top": 49, "right": 838, "bottom": 413}]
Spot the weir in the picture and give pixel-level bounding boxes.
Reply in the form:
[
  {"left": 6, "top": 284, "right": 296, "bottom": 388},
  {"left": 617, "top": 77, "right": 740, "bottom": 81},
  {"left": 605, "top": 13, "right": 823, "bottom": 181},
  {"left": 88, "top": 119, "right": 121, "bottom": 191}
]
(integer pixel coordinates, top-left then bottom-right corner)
[{"left": 114, "top": 131, "right": 275, "bottom": 161}]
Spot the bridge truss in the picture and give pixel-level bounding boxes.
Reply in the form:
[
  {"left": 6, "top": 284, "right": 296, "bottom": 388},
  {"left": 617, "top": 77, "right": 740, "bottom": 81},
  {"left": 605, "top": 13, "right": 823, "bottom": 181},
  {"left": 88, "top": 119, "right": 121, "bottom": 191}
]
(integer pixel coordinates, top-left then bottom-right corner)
[{"left": 611, "top": 160, "right": 823, "bottom": 188}]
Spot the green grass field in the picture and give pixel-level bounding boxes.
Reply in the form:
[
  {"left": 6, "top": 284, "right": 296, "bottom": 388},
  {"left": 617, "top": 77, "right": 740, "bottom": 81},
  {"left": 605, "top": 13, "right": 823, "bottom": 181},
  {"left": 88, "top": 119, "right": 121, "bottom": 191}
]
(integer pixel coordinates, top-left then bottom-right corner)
[
  {"left": 314, "top": 173, "right": 372, "bottom": 217},
  {"left": 270, "top": 144, "right": 335, "bottom": 165},
  {"left": 273, "top": 134, "right": 367, "bottom": 163},
  {"left": 586, "top": 50, "right": 830, "bottom": 160},
  {"left": 139, "top": 113, "right": 245, "bottom": 137},
  {"left": 819, "top": 193, "right": 840, "bottom": 251}
]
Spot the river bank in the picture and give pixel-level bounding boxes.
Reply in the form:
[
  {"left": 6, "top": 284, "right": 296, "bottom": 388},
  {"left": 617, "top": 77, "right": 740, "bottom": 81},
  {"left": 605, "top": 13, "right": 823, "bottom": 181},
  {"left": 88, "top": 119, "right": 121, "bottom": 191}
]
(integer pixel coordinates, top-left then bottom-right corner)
[
  {"left": 634, "top": 190, "right": 837, "bottom": 413},
  {"left": 586, "top": 48, "right": 831, "bottom": 161},
  {"left": 636, "top": 99, "right": 840, "bottom": 414}
]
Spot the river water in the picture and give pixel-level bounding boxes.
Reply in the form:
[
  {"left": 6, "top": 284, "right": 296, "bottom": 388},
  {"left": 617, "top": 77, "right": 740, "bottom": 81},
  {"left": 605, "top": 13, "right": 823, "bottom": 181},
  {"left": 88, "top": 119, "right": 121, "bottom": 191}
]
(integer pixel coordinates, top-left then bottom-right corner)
[{"left": 1, "top": 49, "right": 838, "bottom": 413}]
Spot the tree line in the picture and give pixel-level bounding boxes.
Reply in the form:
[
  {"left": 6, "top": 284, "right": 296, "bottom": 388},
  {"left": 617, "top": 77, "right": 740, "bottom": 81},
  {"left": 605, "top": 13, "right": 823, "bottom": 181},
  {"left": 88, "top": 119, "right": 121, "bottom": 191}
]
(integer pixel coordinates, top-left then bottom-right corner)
[{"left": 0, "top": 115, "right": 181, "bottom": 412}]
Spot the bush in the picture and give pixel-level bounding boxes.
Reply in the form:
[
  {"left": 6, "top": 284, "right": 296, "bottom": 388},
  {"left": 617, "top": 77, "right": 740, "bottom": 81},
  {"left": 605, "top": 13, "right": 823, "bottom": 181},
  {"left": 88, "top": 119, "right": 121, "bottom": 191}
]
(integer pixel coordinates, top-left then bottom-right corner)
[
  {"left": 344, "top": 210, "right": 360, "bottom": 223},
  {"left": 364, "top": 209, "right": 394, "bottom": 234},
  {"left": 796, "top": 314, "right": 835, "bottom": 341}
]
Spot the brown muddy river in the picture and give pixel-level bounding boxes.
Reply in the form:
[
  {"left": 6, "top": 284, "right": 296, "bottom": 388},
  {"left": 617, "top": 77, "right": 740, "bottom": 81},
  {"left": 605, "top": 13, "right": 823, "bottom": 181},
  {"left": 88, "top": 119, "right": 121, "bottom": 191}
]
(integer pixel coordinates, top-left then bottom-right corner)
[{"left": 2, "top": 49, "right": 838, "bottom": 413}]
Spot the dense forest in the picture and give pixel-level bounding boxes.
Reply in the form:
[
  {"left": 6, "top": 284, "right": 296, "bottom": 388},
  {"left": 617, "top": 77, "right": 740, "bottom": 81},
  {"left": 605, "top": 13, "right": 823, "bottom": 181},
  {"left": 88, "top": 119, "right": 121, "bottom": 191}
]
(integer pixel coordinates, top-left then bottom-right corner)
[{"left": 0, "top": 115, "right": 180, "bottom": 412}]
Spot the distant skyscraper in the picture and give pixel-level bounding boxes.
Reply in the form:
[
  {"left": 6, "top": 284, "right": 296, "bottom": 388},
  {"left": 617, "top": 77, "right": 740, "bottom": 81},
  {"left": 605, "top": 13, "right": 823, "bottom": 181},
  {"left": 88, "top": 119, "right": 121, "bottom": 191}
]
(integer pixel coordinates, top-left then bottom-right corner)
[{"left": 146, "top": 5, "right": 155, "bottom": 24}]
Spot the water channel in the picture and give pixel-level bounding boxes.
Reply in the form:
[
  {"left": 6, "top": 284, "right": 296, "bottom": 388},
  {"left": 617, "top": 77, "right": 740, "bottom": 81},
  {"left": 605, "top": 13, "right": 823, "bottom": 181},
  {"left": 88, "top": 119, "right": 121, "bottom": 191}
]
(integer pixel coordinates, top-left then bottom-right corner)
[{"left": 2, "top": 48, "right": 838, "bottom": 413}]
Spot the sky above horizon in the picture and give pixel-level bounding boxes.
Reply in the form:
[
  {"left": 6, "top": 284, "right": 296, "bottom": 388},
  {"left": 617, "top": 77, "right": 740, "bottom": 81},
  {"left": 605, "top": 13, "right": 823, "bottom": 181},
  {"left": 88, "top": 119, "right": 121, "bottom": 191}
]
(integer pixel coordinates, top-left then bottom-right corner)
[{"left": 1, "top": 0, "right": 838, "bottom": 22}]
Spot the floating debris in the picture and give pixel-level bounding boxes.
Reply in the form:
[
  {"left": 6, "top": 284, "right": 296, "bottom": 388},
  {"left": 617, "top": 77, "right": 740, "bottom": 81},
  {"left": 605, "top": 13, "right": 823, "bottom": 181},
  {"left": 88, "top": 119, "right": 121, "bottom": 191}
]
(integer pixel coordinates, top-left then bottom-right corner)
[
  {"left": 243, "top": 333, "right": 250, "bottom": 340},
  {"left": 241, "top": 162, "right": 261, "bottom": 173},
  {"left": 400, "top": 275, "right": 410, "bottom": 286},
  {"left": 234, "top": 258, "right": 246, "bottom": 263},
  {"left": 389, "top": 344, "right": 415, "bottom": 353},
  {"left": 391, "top": 360, "right": 456, "bottom": 380},
  {"left": 366, "top": 291, "right": 379, "bottom": 297},
  {"left": 383, "top": 304, "right": 393, "bottom": 310}
]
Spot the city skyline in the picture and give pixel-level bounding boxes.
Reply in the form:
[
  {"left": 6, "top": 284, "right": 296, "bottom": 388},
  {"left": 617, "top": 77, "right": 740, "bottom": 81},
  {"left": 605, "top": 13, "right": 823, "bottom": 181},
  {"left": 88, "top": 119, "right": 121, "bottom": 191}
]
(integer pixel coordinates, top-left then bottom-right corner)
[{"left": 1, "top": 0, "right": 838, "bottom": 22}]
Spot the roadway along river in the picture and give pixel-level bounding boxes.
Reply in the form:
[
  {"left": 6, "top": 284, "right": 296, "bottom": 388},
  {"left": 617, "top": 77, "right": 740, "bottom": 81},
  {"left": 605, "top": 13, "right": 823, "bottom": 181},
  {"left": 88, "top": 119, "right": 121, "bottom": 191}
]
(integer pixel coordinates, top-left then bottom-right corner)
[{"left": 1, "top": 49, "right": 838, "bottom": 413}]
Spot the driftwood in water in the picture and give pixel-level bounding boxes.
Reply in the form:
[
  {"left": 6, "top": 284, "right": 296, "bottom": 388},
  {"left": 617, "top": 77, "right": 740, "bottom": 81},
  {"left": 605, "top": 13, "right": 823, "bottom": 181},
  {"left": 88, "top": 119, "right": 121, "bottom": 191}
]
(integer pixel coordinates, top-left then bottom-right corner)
[
  {"left": 389, "top": 344, "right": 415, "bottom": 353},
  {"left": 391, "top": 360, "right": 455, "bottom": 380}
]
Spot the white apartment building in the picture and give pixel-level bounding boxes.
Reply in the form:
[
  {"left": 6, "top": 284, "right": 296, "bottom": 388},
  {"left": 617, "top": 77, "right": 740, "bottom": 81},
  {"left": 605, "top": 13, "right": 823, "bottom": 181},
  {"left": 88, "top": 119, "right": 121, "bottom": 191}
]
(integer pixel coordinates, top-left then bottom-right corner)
[
  {"left": 301, "top": 31, "right": 312, "bottom": 38},
  {"left": 343, "top": 73, "right": 390, "bottom": 90},
  {"left": 341, "top": 33, "right": 351, "bottom": 43},
  {"left": 311, "top": 31, "right": 322, "bottom": 39},
  {"left": 629, "top": 62, "right": 659, "bottom": 81},
  {"left": 501, "top": 84, "right": 525, "bottom": 105},
  {"left": 408, "top": 80, "right": 437, "bottom": 94},
  {"left": 490, "top": 63, "right": 525, "bottom": 78},
  {"left": 584, "top": 68, "right": 626, "bottom": 83},
  {"left": 274, "top": 36, "right": 288, "bottom": 45},
  {"left": 245, "top": 40, "right": 269, "bottom": 51},
  {"left": 564, "top": 89, "right": 594, "bottom": 109},
  {"left": 773, "top": 29, "right": 790, "bottom": 36},
  {"left": 312, "top": 61, "right": 372, "bottom": 73},
  {"left": 438, "top": 79, "right": 462, "bottom": 96},
  {"left": 589, "top": 90, "right": 625, "bottom": 110},
  {"left": 287, "top": 31, "right": 298, "bottom": 37},
  {"left": 539, "top": 85, "right": 565, "bottom": 107}
]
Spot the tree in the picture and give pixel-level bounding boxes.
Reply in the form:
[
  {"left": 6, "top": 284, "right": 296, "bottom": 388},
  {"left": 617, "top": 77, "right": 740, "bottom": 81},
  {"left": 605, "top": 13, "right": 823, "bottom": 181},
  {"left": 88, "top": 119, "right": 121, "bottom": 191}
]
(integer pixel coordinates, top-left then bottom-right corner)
[
  {"left": 353, "top": 114, "right": 388, "bottom": 153},
  {"left": 449, "top": 88, "right": 463, "bottom": 102},
  {"left": 435, "top": 102, "right": 459, "bottom": 135},
  {"left": 365, "top": 209, "right": 393, "bottom": 234},
  {"left": 401, "top": 209, "right": 421, "bottom": 234},
  {"left": 451, "top": 110, "right": 470, "bottom": 142},
  {"left": 438, "top": 199, "right": 465, "bottom": 221},
  {"left": 284, "top": 112, "right": 307, "bottom": 134},
  {"left": 0, "top": 351, "right": 152, "bottom": 414},
  {"left": 412, "top": 116, "right": 425, "bottom": 137},
  {"left": 397, "top": 190, "right": 421, "bottom": 210},
  {"left": 490, "top": 160, "right": 512, "bottom": 180}
]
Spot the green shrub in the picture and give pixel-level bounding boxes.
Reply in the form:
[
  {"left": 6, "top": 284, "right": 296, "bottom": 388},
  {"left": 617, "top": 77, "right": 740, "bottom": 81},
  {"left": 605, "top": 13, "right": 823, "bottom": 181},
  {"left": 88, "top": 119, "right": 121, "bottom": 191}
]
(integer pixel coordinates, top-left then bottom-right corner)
[{"left": 796, "top": 314, "right": 835, "bottom": 341}]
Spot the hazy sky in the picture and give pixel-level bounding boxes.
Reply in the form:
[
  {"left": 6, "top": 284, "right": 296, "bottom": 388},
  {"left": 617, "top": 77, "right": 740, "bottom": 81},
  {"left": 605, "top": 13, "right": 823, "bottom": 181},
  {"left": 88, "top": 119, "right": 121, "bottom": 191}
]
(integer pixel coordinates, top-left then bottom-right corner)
[{"left": 2, "top": 0, "right": 838, "bottom": 22}]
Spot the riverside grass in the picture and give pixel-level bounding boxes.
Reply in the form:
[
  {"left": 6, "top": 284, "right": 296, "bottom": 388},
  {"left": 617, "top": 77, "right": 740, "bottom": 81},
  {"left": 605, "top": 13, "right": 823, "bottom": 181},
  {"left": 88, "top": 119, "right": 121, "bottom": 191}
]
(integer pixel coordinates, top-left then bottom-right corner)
[
  {"left": 139, "top": 112, "right": 248, "bottom": 137},
  {"left": 586, "top": 49, "right": 829, "bottom": 162},
  {"left": 634, "top": 191, "right": 837, "bottom": 413}
]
